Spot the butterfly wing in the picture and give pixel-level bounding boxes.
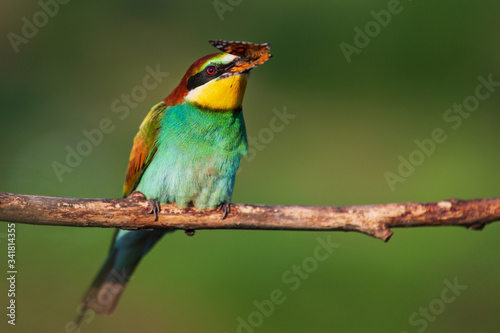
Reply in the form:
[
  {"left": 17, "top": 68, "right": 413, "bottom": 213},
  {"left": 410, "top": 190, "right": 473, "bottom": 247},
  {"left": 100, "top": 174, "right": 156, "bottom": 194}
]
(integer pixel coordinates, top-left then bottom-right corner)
[{"left": 209, "top": 40, "right": 272, "bottom": 73}]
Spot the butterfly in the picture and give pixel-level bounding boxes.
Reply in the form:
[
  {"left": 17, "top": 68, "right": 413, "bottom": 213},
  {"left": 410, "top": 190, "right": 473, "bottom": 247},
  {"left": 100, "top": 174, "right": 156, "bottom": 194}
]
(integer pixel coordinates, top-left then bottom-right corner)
[{"left": 209, "top": 40, "right": 272, "bottom": 75}]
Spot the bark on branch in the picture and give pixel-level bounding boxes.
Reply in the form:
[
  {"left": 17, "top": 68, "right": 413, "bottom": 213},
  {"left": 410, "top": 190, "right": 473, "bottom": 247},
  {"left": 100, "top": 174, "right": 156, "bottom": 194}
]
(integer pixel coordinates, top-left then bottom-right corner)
[{"left": 0, "top": 191, "right": 499, "bottom": 242}]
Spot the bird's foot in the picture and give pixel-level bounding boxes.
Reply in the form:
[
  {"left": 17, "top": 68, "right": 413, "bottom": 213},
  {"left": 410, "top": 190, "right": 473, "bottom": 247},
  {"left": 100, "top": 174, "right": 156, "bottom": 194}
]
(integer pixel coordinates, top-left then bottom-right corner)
[
  {"left": 217, "top": 201, "right": 230, "bottom": 220},
  {"left": 148, "top": 198, "right": 161, "bottom": 222}
]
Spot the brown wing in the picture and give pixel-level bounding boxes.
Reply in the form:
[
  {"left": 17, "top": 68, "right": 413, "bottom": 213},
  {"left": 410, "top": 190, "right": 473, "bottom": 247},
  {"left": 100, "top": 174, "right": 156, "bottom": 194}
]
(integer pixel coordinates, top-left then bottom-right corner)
[{"left": 122, "top": 102, "right": 166, "bottom": 197}]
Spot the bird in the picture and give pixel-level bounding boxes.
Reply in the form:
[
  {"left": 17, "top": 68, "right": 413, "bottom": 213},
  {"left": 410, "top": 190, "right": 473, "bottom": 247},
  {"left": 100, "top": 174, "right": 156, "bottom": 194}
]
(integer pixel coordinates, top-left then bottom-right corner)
[{"left": 75, "top": 40, "right": 271, "bottom": 325}]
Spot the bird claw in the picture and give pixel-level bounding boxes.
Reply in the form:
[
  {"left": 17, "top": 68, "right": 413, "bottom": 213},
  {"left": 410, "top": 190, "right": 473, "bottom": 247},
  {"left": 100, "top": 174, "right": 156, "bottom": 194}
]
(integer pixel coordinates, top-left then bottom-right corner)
[
  {"left": 148, "top": 199, "right": 161, "bottom": 222},
  {"left": 217, "top": 201, "right": 230, "bottom": 220}
]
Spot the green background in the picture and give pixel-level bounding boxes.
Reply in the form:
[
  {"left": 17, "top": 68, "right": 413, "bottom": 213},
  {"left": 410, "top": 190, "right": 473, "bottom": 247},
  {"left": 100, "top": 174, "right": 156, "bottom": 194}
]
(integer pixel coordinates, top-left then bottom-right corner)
[{"left": 1, "top": 0, "right": 499, "bottom": 332}]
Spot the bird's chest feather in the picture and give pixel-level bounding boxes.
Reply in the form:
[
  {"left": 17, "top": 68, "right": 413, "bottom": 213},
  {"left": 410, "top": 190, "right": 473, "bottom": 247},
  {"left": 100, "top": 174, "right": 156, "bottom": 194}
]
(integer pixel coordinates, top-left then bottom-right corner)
[{"left": 136, "top": 104, "right": 247, "bottom": 208}]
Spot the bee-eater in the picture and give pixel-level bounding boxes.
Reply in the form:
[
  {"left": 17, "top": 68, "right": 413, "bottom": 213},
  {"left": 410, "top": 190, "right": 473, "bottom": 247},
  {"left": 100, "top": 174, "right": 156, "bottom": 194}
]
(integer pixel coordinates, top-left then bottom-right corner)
[{"left": 76, "top": 41, "right": 271, "bottom": 324}]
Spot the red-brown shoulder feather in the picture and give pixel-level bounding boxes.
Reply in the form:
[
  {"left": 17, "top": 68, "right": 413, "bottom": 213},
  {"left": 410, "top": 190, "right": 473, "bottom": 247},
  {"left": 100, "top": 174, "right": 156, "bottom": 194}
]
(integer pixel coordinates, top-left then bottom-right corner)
[{"left": 122, "top": 102, "right": 166, "bottom": 197}]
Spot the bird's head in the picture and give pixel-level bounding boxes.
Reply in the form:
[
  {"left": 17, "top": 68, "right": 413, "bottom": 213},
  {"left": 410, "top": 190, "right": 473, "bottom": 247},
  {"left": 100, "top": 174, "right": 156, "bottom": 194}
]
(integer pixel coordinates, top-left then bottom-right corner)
[
  {"left": 165, "top": 53, "right": 248, "bottom": 111},
  {"left": 164, "top": 41, "right": 271, "bottom": 111}
]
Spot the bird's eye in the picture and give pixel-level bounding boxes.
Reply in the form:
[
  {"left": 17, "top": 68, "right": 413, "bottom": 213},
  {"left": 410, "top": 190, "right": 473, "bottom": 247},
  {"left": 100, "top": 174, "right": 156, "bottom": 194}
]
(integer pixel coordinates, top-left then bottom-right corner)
[{"left": 206, "top": 66, "right": 216, "bottom": 75}]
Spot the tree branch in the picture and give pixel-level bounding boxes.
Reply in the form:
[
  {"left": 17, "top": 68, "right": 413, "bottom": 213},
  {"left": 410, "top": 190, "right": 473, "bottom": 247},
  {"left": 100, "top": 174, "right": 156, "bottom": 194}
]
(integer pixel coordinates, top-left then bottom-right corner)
[{"left": 0, "top": 191, "right": 499, "bottom": 242}]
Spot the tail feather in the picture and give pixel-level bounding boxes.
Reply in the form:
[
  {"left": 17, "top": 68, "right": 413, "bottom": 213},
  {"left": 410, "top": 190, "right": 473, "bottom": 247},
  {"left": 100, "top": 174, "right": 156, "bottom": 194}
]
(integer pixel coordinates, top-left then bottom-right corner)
[
  {"left": 74, "top": 229, "right": 168, "bottom": 327},
  {"left": 75, "top": 250, "right": 141, "bottom": 326}
]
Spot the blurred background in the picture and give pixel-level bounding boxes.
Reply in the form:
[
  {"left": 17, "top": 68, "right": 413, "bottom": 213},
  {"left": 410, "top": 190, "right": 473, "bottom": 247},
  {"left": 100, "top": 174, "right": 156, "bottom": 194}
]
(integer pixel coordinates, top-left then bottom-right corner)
[{"left": 1, "top": 1, "right": 499, "bottom": 332}]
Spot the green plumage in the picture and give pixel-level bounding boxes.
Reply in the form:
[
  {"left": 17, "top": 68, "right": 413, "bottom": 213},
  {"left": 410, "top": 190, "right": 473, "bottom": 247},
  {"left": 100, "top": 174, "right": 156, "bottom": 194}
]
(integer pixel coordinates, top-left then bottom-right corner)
[{"left": 137, "top": 102, "right": 247, "bottom": 208}]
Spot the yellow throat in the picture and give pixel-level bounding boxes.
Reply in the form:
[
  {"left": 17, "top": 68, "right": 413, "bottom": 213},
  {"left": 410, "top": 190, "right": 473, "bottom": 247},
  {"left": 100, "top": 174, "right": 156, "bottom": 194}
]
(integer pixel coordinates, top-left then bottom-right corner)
[{"left": 185, "top": 73, "right": 248, "bottom": 110}]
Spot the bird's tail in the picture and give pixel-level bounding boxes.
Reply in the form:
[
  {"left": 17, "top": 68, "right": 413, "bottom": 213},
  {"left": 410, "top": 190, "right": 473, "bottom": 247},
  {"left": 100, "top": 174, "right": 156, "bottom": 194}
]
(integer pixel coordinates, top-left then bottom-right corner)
[
  {"left": 74, "top": 249, "right": 138, "bottom": 327},
  {"left": 74, "top": 229, "right": 167, "bottom": 327}
]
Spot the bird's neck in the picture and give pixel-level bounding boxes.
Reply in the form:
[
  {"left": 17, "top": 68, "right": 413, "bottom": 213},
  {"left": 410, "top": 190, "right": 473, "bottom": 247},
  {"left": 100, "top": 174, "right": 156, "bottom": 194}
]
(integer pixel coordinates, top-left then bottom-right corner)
[{"left": 159, "top": 102, "right": 248, "bottom": 155}]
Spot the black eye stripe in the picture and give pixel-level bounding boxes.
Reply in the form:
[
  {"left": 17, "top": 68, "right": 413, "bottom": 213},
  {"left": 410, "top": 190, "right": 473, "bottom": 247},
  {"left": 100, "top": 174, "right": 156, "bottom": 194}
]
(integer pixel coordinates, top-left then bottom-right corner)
[{"left": 186, "top": 63, "right": 235, "bottom": 91}]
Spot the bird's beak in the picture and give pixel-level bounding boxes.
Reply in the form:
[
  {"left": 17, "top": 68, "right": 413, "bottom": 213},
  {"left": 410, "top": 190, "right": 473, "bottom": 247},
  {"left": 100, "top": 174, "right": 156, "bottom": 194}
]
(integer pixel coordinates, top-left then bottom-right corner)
[
  {"left": 221, "top": 48, "right": 272, "bottom": 78},
  {"left": 229, "top": 52, "right": 272, "bottom": 75},
  {"left": 209, "top": 40, "right": 272, "bottom": 78},
  {"left": 219, "top": 58, "right": 247, "bottom": 78}
]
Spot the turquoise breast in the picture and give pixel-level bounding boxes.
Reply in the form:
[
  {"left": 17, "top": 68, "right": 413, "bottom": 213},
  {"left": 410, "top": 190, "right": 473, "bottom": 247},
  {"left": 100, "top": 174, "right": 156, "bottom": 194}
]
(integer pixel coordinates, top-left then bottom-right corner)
[{"left": 135, "top": 102, "right": 248, "bottom": 209}]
